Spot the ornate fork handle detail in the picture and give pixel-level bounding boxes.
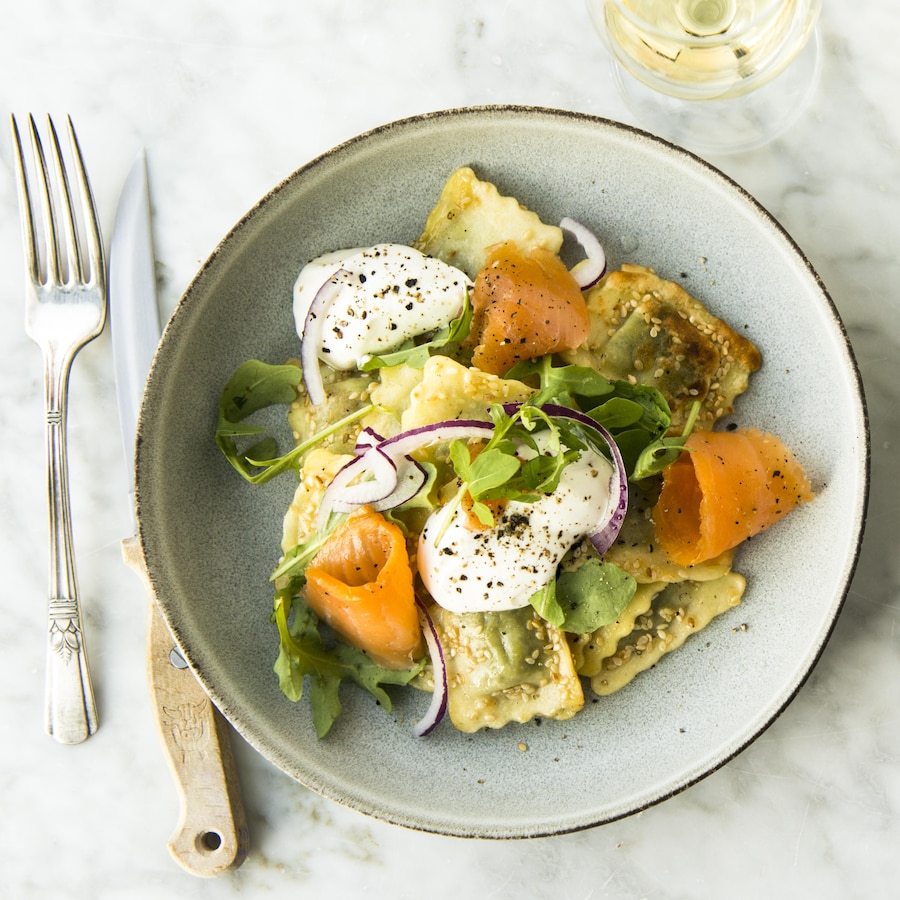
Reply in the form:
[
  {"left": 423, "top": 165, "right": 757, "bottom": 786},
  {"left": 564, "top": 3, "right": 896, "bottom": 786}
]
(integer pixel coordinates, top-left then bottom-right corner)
[{"left": 44, "top": 353, "right": 98, "bottom": 741}]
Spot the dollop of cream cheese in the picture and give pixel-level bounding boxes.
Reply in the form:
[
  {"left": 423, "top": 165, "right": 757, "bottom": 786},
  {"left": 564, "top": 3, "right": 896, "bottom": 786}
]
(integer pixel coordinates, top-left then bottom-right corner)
[
  {"left": 293, "top": 244, "right": 471, "bottom": 370},
  {"left": 417, "top": 440, "right": 614, "bottom": 614}
]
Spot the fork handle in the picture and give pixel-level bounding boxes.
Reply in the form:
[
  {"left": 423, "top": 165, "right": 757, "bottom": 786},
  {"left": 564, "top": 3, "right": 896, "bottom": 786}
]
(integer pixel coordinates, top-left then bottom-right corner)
[{"left": 43, "top": 350, "right": 98, "bottom": 744}]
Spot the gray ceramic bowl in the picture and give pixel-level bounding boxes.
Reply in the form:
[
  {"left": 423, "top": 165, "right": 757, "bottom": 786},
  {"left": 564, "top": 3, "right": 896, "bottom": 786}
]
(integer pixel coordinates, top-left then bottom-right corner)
[{"left": 136, "top": 106, "right": 868, "bottom": 837}]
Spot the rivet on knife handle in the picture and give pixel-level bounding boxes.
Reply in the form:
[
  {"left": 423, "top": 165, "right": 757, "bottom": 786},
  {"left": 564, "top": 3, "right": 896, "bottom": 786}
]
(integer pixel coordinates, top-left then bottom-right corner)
[{"left": 122, "top": 537, "right": 249, "bottom": 876}]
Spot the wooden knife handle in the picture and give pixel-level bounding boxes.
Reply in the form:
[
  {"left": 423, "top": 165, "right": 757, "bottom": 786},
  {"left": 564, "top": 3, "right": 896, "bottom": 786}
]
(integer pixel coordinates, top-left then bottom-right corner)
[{"left": 122, "top": 537, "right": 249, "bottom": 876}]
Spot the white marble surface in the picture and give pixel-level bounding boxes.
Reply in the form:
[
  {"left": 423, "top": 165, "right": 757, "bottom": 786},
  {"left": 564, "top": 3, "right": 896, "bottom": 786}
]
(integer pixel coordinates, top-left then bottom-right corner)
[{"left": 1, "top": 1, "right": 898, "bottom": 897}]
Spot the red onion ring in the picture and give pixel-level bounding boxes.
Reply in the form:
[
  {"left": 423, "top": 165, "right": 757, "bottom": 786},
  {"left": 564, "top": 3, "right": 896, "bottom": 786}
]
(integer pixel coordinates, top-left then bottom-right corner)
[
  {"left": 354, "top": 426, "right": 386, "bottom": 454},
  {"left": 560, "top": 217, "right": 607, "bottom": 290},
  {"left": 376, "top": 458, "right": 428, "bottom": 509},
  {"left": 319, "top": 419, "right": 495, "bottom": 522},
  {"left": 330, "top": 446, "right": 399, "bottom": 508},
  {"left": 300, "top": 268, "right": 351, "bottom": 406},
  {"left": 413, "top": 597, "right": 448, "bottom": 736},
  {"left": 377, "top": 419, "right": 494, "bottom": 459},
  {"left": 588, "top": 463, "right": 629, "bottom": 555},
  {"left": 505, "top": 401, "right": 628, "bottom": 555}
]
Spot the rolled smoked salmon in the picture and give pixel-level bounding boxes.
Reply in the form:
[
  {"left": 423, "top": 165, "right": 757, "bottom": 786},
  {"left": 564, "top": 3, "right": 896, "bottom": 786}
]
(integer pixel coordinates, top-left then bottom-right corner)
[
  {"left": 652, "top": 428, "right": 814, "bottom": 567},
  {"left": 467, "top": 241, "right": 590, "bottom": 376},
  {"left": 303, "top": 507, "right": 424, "bottom": 669}
]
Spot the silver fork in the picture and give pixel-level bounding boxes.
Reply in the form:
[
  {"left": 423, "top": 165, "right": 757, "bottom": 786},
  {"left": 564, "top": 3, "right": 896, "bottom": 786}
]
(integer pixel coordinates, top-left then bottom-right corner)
[{"left": 11, "top": 114, "right": 107, "bottom": 744}]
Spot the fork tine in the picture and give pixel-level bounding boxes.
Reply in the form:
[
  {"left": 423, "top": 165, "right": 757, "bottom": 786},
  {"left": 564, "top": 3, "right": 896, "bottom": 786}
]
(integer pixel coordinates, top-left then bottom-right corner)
[
  {"left": 26, "top": 114, "right": 63, "bottom": 285},
  {"left": 9, "top": 114, "right": 41, "bottom": 285},
  {"left": 65, "top": 115, "right": 105, "bottom": 288},
  {"left": 46, "top": 115, "right": 83, "bottom": 285}
]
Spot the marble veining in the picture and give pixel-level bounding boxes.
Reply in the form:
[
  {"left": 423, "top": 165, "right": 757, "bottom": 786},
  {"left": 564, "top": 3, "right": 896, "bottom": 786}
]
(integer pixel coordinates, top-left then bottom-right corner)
[{"left": 1, "top": 1, "right": 898, "bottom": 897}]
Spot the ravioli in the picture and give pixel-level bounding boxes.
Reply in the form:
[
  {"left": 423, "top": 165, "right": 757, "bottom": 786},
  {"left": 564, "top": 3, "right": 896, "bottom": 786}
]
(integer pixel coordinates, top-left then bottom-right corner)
[
  {"left": 287, "top": 365, "right": 373, "bottom": 453},
  {"left": 398, "top": 355, "right": 533, "bottom": 430},
  {"left": 561, "top": 264, "right": 762, "bottom": 433},
  {"left": 360, "top": 362, "right": 426, "bottom": 439},
  {"left": 568, "top": 572, "right": 746, "bottom": 695},
  {"left": 281, "top": 447, "right": 354, "bottom": 552},
  {"left": 427, "top": 604, "right": 584, "bottom": 732},
  {"left": 413, "top": 166, "right": 563, "bottom": 280}
]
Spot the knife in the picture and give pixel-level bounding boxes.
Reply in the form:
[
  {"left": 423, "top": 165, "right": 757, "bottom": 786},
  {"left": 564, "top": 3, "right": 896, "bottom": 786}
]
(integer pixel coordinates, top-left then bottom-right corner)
[{"left": 109, "top": 150, "right": 249, "bottom": 877}]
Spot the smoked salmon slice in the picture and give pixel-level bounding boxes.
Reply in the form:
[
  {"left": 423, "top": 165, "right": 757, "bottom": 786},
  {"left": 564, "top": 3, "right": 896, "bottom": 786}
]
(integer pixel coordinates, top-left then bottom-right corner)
[
  {"left": 652, "top": 428, "right": 814, "bottom": 567},
  {"left": 303, "top": 507, "right": 424, "bottom": 669},
  {"left": 467, "top": 241, "right": 590, "bottom": 376}
]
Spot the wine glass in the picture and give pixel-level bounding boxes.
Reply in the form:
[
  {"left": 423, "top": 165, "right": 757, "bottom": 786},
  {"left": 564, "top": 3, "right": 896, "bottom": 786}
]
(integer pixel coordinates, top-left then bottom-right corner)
[{"left": 587, "top": 0, "right": 822, "bottom": 155}]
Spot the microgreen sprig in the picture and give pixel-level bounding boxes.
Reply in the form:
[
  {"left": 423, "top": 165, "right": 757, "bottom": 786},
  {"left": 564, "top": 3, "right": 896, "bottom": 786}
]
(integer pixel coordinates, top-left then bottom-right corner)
[{"left": 444, "top": 400, "right": 580, "bottom": 528}]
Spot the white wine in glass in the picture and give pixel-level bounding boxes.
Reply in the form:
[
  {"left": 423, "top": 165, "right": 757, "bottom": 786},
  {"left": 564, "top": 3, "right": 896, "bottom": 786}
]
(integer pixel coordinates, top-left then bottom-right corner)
[{"left": 588, "top": 0, "right": 822, "bottom": 153}]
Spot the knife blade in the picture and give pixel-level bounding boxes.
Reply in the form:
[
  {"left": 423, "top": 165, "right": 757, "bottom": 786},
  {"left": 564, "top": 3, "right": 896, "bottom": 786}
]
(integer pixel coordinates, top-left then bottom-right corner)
[
  {"left": 110, "top": 151, "right": 249, "bottom": 877},
  {"left": 110, "top": 149, "right": 160, "bottom": 513}
]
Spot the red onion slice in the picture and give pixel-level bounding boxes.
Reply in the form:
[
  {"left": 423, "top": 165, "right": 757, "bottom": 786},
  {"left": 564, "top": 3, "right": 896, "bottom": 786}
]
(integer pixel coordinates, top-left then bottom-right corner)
[
  {"left": 370, "top": 457, "right": 429, "bottom": 512},
  {"left": 510, "top": 402, "right": 628, "bottom": 556},
  {"left": 320, "top": 419, "right": 494, "bottom": 522},
  {"left": 376, "top": 419, "right": 494, "bottom": 459},
  {"left": 413, "top": 597, "right": 448, "bottom": 736},
  {"left": 355, "top": 426, "right": 386, "bottom": 454},
  {"left": 560, "top": 217, "right": 607, "bottom": 290},
  {"left": 300, "top": 268, "right": 351, "bottom": 406},
  {"left": 330, "top": 446, "right": 399, "bottom": 509},
  {"left": 588, "top": 458, "right": 629, "bottom": 556}
]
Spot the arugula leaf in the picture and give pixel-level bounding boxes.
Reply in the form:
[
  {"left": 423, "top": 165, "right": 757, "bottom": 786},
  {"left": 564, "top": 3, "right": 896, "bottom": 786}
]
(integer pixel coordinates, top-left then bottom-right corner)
[
  {"left": 215, "top": 359, "right": 372, "bottom": 484},
  {"left": 555, "top": 558, "right": 636, "bottom": 633},
  {"left": 631, "top": 399, "right": 701, "bottom": 480},
  {"left": 529, "top": 577, "right": 564, "bottom": 627},
  {"left": 447, "top": 440, "right": 524, "bottom": 526},
  {"left": 506, "top": 356, "right": 614, "bottom": 408},
  {"left": 586, "top": 396, "right": 647, "bottom": 430},
  {"left": 583, "top": 381, "right": 671, "bottom": 446},
  {"left": 528, "top": 559, "right": 636, "bottom": 633},
  {"left": 445, "top": 401, "right": 584, "bottom": 526},
  {"left": 273, "top": 586, "right": 423, "bottom": 738},
  {"left": 360, "top": 340, "right": 430, "bottom": 371},
  {"left": 518, "top": 447, "right": 579, "bottom": 495},
  {"left": 215, "top": 359, "right": 301, "bottom": 480},
  {"left": 505, "top": 358, "right": 685, "bottom": 480},
  {"left": 359, "top": 291, "right": 473, "bottom": 371},
  {"left": 217, "top": 359, "right": 302, "bottom": 433}
]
